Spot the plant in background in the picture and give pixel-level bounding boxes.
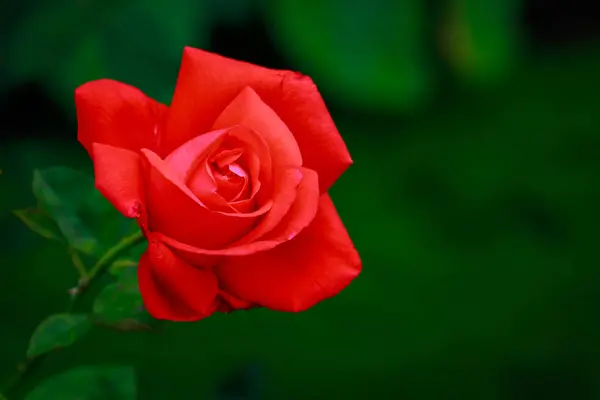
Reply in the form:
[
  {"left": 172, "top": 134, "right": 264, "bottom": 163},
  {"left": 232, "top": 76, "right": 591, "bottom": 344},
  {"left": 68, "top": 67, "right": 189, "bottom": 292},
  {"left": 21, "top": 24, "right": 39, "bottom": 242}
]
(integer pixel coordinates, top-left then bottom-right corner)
[
  {"left": 265, "top": 0, "right": 523, "bottom": 112},
  {"left": 1, "top": 48, "right": 361, "bottom": 399},
  {"left": 1, "top": 0, "right": 524, "bottom": 117}
]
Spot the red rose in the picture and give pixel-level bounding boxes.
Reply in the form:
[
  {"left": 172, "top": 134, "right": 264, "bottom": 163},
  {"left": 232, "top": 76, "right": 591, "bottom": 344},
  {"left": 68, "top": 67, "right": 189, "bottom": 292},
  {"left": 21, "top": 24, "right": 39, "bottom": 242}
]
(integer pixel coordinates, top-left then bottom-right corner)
[{"left": 75, "top": 47, "right": 361, "bottom": 321}]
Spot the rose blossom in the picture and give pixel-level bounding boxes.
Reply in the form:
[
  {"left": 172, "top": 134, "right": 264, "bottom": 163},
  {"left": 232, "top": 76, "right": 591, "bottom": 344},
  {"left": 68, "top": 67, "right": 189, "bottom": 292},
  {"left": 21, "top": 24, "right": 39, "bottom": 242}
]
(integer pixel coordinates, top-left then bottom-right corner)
[{"left": 75, "top": 47, "right": 361, "bottom": 321}]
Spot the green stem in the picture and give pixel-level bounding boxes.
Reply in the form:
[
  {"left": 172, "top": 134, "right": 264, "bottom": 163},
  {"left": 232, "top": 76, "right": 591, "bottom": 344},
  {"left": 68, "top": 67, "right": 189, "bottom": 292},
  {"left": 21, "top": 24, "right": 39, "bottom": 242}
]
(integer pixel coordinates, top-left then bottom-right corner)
[
  {"left": 88, "top": 231, "right": 144, "bottom": 283},
  {"left": 69, "top": 247, "right": 88, "bottom": 280},
  {"left": 68, "top": 231, "right": 144, "bottom": 312},
  {"left": 1, "top": 231, "right": 145, "bottom": 398}
]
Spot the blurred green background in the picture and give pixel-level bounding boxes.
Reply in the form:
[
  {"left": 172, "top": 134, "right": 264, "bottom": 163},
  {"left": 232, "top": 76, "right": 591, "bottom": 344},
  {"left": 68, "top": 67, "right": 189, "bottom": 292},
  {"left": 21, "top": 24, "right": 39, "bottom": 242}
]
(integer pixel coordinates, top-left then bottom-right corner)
[{"left": 1, "top": 0, "right": 600, "bottom": 398}]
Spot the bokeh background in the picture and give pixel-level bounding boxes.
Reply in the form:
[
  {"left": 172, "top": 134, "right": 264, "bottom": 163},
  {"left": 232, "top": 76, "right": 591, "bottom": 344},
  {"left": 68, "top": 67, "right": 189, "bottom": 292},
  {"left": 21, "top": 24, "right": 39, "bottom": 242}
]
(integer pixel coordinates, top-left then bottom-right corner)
[{"left": 1, "top": 0, "right": 600, "bottom": 399}]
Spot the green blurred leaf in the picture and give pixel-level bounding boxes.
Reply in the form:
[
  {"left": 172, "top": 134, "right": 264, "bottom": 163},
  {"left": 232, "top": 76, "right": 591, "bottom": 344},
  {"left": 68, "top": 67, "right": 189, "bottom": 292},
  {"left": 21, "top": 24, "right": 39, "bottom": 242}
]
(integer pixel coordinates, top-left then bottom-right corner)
[
  {"left": 6, "top": 0, "right": 211, "bottom": 111},
  {"left": 12, "top": 208, "right": 64, "bottom": 242},
  {"left": 24, "top": 365, "right": 136, "bottom": 400},
  {"left": 27, "top": 313, "right": 91, "bottom": 358},
  {"left": 93, "top": 268, "right": 157, "bottom": 331},
  {"left": 441, "top": 0, "right": 523, "bottom": 85},
  {"left": 32, "top": 168, "right": 100, "bottom": 255},
  {"left": 266, "top": 0, "right": 432, "bottom": 112},
  {"left": 31, "top": 167, "right": 135, "bottom": 257}
]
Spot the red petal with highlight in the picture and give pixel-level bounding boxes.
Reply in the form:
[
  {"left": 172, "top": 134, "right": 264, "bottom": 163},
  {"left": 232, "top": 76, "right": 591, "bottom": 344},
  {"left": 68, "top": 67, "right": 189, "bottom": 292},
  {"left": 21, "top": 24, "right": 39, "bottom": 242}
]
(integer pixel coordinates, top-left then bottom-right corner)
[
  {"left": 213, "top": 86, "right": 302, "bottom": 169},
  {"left": 75, "top": 79, "right": 167, "bottom": 156}
]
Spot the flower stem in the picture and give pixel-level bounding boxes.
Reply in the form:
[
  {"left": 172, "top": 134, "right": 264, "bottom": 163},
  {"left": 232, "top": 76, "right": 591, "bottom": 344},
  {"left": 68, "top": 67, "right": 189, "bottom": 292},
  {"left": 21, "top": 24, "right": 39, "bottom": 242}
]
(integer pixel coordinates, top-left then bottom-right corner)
[
  {"left": 69, "top": 247, "right": 88, "bottom": 280},
  {"left": 68, "top": 231, "right": 144, "bottom": 311},
  {"left": 89, "top": 231, "right": 144, "bottom": 282},
  {"left": 1, "top": 231, "right": 145, "bottom": 398}
]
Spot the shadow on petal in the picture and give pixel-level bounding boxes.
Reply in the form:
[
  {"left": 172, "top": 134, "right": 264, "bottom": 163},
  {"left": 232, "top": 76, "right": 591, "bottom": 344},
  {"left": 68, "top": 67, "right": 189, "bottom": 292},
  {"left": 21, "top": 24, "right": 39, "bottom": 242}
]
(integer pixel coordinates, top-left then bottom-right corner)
[
  {"left": 138, "top": 240, "right": 219, "bottom": 321},
  {"left": 92, "top": 143, "right": 143, "bottom": 218}
]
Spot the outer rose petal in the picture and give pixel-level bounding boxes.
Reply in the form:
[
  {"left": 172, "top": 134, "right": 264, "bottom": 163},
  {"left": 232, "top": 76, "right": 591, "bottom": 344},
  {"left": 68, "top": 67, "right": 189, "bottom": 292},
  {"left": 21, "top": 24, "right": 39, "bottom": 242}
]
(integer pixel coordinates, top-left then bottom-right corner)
[
  {"left": 165, "top": 47, "right": 352, "bottom": 191},
  {"left": 214, "top": 290, "right": 256, "bottom": 313},
  {"left": 215, "top": 194, "right": 361, "bottom": 312},
  {"left": 138, "top": 240, "right": 218, "bottom": 321},
  {"left": 92, "top": 143, "right": 143, "bottom": 218},
  {"left": 75, "top": 79, "right": 168, "bottom": 156}
]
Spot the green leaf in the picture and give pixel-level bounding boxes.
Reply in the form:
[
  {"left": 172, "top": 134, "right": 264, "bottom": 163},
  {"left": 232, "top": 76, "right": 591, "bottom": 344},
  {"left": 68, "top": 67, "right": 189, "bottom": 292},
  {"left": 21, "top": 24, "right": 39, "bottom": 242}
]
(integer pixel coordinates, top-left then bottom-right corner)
[
  {"left": 93, "top": 268, "right": 157, "bottom": 331},
  {"left": 27, "top": 314, "right": 92, "bottom": 358},
  {"left": 24, "top": 365, "right": 136, "bottom": 400},
  {"left": 12, "top": 208, "right": 64, "bottom": 242},
  {"left": 32, "top": 168, "right": 100, "bottom": 255},
  {"left": 31, "top": 167, "right": 135, "bottom": 257},
  {"left": 265, "top": 0, "right": 432, "bottom": 112}
]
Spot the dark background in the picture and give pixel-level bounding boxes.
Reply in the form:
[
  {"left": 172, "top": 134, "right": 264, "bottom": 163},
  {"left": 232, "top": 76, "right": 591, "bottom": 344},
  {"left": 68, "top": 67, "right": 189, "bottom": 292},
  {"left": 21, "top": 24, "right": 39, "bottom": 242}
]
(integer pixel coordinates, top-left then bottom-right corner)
[{"left": 1, "top": 0, "right": 600, "bottom": 399}]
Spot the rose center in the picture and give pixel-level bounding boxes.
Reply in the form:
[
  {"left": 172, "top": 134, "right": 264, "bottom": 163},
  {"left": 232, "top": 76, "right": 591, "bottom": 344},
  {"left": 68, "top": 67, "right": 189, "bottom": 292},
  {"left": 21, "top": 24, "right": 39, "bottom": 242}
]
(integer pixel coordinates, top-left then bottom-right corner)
[{"left": 187, "top": 146, "right": 253, "bottom": 204}]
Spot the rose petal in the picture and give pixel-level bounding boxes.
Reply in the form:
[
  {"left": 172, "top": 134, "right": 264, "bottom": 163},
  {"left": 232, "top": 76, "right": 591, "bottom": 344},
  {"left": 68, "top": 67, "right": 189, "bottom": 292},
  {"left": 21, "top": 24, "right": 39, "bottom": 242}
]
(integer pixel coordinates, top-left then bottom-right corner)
[
  {"left": 213, "top": 86, "right": 302, "bottom": 169},
  {"left": 227, "top": 125, "right": 273, "bottom": 206},
  {"left": 215, "top": 194, "right": 361, "bottom": 312},
  {"left": 259, "top": 167, "right": 320, "bottom": 242},
  {"left": 214, "top": 290, "right": 256, "bottom": 313},
  {"left": 164, "top": 128, "right": 231, "bottom": 211},
  {"left": 186, "top": 161, "right": 224, "bottom": 210},
  {"left": 165, "top": 126, "right": 269, "bottom": 213},
  {"left": 154, "top": 167, "right": 320, "bottom": 262},
  {"left": 164, "top": 128, "right": 228, "bottom": 180},
  {"left": 278, "top": 72, "right": 353, "bottom": 191},
  {"left": 212, "top": 166, "right": 246, "bottom": 201},
  {"left": 92, "top": 143, "right": 143, "bottom": 218},
  {"left": 231, "top": 167, "right": 302, "bottom": 245},
  {"left": 164, "top": 47, "right": 351, "bottom": 191},
  {"left": 164, "top": 48, "right": 282, "bottom": 155},
  {"left": 243, "top": 153, "right": 261, "bottom": 197},
  {"left": 141, "top": 149, "right": 271, "bottom": 250},
  {"left": 138, "top": 239, "right": 218, "bottom": 321},
  {"left": 75, "top": 79, "right": 167, "bottom": 156},
  {"left": 213, "top": 148, "right": 243, "bottom": 168},
  {"left": 233, "top": 166, "right": 312, "bottom": 245}
]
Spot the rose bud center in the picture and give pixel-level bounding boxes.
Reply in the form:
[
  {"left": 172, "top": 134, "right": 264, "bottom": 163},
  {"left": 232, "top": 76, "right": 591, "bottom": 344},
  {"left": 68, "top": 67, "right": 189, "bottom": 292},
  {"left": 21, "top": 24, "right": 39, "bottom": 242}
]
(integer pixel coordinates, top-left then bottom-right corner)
[{"left": 209, "top": 148, "right": 250, "bottom": 202}]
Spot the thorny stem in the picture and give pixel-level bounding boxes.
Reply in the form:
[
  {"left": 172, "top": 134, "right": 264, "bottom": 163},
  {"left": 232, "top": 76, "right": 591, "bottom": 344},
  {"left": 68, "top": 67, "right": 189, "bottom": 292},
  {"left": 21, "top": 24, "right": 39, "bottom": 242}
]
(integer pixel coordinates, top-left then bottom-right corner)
[{"left": 0, "top": 231, "right": 145, "bottom": 399}]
